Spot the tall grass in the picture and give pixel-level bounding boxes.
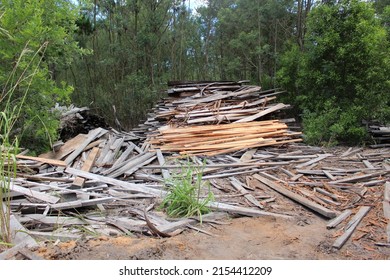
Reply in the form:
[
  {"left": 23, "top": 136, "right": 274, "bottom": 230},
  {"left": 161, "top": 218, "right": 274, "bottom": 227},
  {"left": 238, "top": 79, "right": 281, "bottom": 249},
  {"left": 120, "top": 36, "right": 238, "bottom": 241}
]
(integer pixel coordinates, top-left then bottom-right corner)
[
  {"left": 0, "top": 38, "right": 48, "bottom": 248},
  {"left": 159, "top": 159, "right": 214, "bottom": 222}
]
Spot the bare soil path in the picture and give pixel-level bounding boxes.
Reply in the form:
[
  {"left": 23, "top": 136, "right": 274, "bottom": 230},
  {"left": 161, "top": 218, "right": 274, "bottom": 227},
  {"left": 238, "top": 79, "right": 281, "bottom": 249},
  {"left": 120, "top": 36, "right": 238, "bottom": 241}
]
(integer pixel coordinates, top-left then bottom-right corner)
[{"left": 35, "top": 214, "right": 390, "bottom": 260}]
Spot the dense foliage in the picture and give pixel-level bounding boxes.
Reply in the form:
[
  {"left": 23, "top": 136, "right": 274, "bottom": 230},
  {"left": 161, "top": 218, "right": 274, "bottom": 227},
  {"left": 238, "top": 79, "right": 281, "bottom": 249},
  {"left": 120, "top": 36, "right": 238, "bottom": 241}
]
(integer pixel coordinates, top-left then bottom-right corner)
[
  {"left": 278, "top": 0, "right": 390, "bottom": 145},
  {"left": 0, "top": 0, "right": 86, "bottom": 153}
]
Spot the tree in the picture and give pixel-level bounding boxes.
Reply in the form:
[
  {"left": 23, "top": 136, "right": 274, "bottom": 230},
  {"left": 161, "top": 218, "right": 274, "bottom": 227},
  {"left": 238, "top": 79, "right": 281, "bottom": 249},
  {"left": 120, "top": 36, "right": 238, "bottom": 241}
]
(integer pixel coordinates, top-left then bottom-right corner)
[
  {"left": 0, "top": 0, "right": 86, "bottom": 153},
  {"left": 278, "top": 0, "right": 390, "bottom": 145}
]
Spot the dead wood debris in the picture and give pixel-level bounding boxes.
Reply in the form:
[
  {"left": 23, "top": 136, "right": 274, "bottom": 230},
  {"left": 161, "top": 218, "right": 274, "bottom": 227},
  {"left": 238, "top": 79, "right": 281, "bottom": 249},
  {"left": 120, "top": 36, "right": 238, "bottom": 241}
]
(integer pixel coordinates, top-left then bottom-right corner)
[{"left": 1, "top": 81, "right": 389, "bottom": 258}]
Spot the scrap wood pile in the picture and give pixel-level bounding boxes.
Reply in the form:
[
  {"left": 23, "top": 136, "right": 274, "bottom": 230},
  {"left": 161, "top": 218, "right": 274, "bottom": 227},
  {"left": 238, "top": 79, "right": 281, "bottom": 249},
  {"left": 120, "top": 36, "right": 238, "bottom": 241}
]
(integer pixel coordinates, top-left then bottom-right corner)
[
  {"left": 143, "top": 81, "right": 301, "bottom": 155},
  {"left": 1, "top": 81, "right": 390, "bottom": 260}
]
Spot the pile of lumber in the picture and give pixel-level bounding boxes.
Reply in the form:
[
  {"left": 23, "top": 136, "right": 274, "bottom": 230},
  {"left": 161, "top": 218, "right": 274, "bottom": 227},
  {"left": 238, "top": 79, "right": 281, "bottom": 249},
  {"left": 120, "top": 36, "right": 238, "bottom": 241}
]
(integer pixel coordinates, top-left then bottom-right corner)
[
  {"left": 149, "top": 120, "right": 301, "bottom": 156},
  {"left": 144, "top": 81, "right": 300, "bottom": 155}
]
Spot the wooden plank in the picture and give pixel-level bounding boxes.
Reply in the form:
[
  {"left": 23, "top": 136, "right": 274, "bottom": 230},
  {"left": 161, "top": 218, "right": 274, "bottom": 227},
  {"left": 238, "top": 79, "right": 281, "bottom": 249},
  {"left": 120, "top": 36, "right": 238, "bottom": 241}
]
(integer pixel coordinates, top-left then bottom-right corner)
[
  {"left": 106, "top": 152, "right": 156, "bottom": 178},
  {"left": 327, "top": 209, "right": 352, "bottom": 229},
  {"left": 6, "top": 183, "right": 60, "bottom": 204},
  {"left": 332, "top": 171, "right": 388, "bottom": 184},
  {"left": 16, "top": 155, "right": 67, "bottom": 167},
  {"left": 229, "top": 177, "right": 264, "bottom": 209},
  {"left": 17, "top": 248, "right": 44, "bottom": 260},
  {"left": 332, "top": 206, "right": 371, "bottom": 249},
  {"left": 384, "top": 181, "right": 390, "bottom": 202},
  {"left": 27, "top": 231, "right": 81, "bottom": 242},
  {"left": 323, "top": 170, "right": 336, "bottom": 181},
  {"left": 65, "top": 167, "right": 166, "bottom": 196},
  {"left": 156, "top": 149, "right": 170, "bottom": 181},
  {"left": 39, "top": 133, "right": 88, "bottom": 160},
  {"left": 295, "top": 154, "right": 332, "bottom": 169},
  {"left": 253, "top": 174, "right": 337, "bottom": 218},
  {"left": 51, "top": 197, "right": 114, "bottom": 210},
  {"left": 362, "top": 160, "right": 375, "bottom": 169},
  {"left": 72, "top": 147, "right": 100, "bottom": 188},
  {"left": 239, "top": 149, "right": 257, "bottom": 162},
  {"left": 207, "top": 201, "right": 292, "bottom": 219},
  {"left": 387, "top": 223, "right": 390, "bottom": 243},
  {"left": 17, "top": 214, "right": 87, "bottom": 226},
  {"left": 109, "top": 142, "right": 136, "bottom": 169},
  {"left": 65, "top": 128, "right": 107, "bottom": 165},
  {"left": 383, "top": 202, "right": 390, "bottom": 219},
  {"left": 234, "top": 103, "right": 289, "bottom": 123}
]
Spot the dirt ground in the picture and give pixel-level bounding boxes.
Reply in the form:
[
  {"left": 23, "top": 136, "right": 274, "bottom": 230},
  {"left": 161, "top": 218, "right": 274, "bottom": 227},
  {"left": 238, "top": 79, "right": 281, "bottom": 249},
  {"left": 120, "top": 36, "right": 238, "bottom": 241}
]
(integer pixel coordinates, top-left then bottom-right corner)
[{"left": 35, "top": 212, "right": 390, "bottom": 260}]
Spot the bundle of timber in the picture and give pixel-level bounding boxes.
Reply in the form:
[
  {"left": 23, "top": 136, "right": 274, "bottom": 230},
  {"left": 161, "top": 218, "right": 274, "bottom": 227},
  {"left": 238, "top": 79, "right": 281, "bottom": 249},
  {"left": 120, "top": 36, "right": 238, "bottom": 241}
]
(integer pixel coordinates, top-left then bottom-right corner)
[
  {"left": 149, "top": 120, "right": 301, "bottom": 156},
  {"left": 145, "top": 81, "right": 301, "bottom": 155}
]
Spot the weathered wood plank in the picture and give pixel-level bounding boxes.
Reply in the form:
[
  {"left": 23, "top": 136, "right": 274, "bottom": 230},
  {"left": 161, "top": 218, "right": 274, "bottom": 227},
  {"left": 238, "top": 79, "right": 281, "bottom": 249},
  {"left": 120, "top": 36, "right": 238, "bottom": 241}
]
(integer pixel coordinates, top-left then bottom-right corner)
[
  {"left": 5, "top": 183, "right": 60, "bottom": 204},
  {"left": 239, "top": 149, "right": 257, "bottom": 162},
  {"left": 253, "top": 174, "right": 337, "bottom": 218},
  {"left": 17, "top": 214, "right": 87, "bottom": 226},
  {"left": 295, "top": 154, "right": 333, "bottom": 169},
  {"left": 65, "top": 128, "right": 107, "bottom": 165},
  {"left": 16, "top": 155, "right": 67, "bottom": 167},
  {"left": 105, "top": 152, "right": 156, "bottom": 178},
  {"left": 72, "top": 147, "right": 100, "bottom": 188},
  {"left": 234, "top": 103, "right": 289, "bottom": 123},
  {"left": 51, "top": 197, "right": 114, "bottom": 210},
  {"left": 332, "top": 171, "right": 388, "bottom": 184},
  {"left": 65, "top": 167, "right": 166, "bottom": 196},
  {"left": 332, "top": 206, "right": 371, "bottom": 249},
  {"left": 229, "top": 177, "right": 264, "bottom": 209},
  {"left": 327, "top": 209, "right": 352, "bottom": 229},
  {"left": 384, "top": 181, "right": 390, "bottom": 202},
  {"left": 156, "top": 149, "right": 170, "bottom": 181},
  {"left": 207, "top": 201, "right": 292, "bottom": 219}
]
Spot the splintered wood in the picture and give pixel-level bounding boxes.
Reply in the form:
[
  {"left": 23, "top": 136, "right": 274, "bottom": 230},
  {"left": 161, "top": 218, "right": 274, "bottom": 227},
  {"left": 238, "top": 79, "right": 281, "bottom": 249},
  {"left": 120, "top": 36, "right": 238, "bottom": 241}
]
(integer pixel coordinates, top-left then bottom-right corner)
[{"left": 149, "top": 120, "right": 301, "bottom": 156}]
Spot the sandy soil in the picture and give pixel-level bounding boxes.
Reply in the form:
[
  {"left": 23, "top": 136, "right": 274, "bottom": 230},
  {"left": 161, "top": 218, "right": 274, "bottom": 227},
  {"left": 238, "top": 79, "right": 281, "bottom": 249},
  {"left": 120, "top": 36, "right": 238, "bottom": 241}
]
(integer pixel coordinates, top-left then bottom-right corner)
[{"left": 35, "top": 213, "right": 390, "bottom": 260}]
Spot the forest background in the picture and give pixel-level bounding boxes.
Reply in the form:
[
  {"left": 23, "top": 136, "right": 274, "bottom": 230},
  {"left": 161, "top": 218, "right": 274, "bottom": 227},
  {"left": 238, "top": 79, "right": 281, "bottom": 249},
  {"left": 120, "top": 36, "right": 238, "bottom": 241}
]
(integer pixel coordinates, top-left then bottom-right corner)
[{"left": 0, "top": 0, "right": 389, "bottom": 154}]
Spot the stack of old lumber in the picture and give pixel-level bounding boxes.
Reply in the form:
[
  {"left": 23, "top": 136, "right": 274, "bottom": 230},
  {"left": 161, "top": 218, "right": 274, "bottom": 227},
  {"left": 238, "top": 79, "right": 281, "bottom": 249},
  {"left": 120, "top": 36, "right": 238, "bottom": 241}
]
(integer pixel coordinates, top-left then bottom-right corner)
[
  {"left": 149, "top": 120, "right": 300, "bottom": 156},
  {"left": 144, "top": 81, "right": 301, "bottom": 156}
]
